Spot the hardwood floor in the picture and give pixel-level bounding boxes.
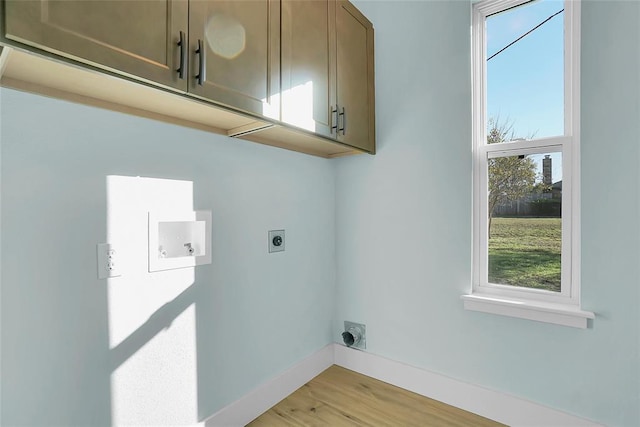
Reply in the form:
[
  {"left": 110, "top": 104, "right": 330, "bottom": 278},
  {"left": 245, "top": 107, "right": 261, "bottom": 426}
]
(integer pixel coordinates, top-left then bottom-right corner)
[{"left": 248, "top": 365, "right": 505, "bottom": 426}]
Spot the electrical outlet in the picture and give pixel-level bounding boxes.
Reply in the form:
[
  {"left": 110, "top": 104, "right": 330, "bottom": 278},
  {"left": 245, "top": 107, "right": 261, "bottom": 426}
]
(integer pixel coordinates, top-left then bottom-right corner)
[
  {"left": 268, "top": 230, "right": 285, "bottom": 253},
  {"left": 97, "top": 243, "right": 121, "bottom": 279}
]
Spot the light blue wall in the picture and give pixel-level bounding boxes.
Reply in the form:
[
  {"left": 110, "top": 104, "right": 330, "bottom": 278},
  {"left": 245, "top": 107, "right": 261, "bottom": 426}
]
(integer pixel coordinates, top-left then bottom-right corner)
[
  {"left": 1, "top": 1, "right": 638, "bottom": 426},
  {"left": 0, "top": 88, "right": 336, "bottom": 425},
  {"left": 336, "top": 0, "right": 639, "bottom": 425}
]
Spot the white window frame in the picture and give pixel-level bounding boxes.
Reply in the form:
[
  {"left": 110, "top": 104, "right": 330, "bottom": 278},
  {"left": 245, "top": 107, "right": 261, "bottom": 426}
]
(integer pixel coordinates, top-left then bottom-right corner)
[{"left": 463, "top": 0, "right": 594, "bottom": 328}]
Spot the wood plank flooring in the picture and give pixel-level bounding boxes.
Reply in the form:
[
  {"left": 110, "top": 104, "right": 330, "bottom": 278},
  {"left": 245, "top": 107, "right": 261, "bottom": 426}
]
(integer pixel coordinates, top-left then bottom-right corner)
[{"left": 248, "top": 365, "right": 505, "bottom": 426}]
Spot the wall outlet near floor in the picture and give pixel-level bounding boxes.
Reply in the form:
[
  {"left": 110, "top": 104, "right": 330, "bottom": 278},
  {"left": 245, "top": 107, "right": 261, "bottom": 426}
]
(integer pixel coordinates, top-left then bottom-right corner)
[{"left": 343, "top": 321, "right": 366, "bottom": 349}]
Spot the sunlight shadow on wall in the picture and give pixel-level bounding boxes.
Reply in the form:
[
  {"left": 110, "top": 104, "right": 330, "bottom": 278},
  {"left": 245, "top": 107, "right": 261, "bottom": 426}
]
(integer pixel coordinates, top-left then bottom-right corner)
[{"left": 106, "top": 176, "right": 200, "bottom": 425}]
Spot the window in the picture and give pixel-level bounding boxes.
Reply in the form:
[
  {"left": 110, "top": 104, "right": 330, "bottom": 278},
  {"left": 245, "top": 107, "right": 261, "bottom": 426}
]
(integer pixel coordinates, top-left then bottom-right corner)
[{"left": 463, "top": 0, "right": 594, "bottom": 328}]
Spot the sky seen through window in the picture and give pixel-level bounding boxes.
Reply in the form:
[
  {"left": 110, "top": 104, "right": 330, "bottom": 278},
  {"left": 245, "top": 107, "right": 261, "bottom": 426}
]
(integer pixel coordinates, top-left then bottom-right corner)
[{"left": 486, "top": 0, "right": 564, "bottom": 183}]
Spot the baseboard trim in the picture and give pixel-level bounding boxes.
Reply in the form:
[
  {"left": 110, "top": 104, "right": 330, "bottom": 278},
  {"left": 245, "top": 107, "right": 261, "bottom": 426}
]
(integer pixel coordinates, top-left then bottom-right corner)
[
  {"left": 333, "top": 344, "right": 601, "bottom": 427},
  {"left": 204, "top": 344, "right": 334, "bottom": 426},
  {"left": 203, "top": 343, "right": 600, "bottom": 426}
]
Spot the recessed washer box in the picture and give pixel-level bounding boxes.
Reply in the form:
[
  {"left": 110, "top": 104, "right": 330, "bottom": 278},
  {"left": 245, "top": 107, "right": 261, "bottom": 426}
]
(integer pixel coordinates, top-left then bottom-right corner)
[{"left": 148, "top": 210, "right": 212, "bottom": 272}]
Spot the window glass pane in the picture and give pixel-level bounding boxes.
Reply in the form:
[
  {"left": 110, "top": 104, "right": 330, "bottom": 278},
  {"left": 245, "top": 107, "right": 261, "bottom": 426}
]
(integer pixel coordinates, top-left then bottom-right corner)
[
  {"left": 488, "top": 151, "right": 562, "bottom": 291},
  {"left": 486, "top": 0, "right": 564, "bottom": 141}
]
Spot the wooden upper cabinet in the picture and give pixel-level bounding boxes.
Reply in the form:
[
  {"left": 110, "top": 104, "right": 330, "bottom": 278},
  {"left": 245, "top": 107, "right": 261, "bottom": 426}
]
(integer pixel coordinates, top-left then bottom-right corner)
[
  {"left": 336, "top": 1, "right": 375, "bottom": 153},
  {"left": 281, "top": 0, "right": 336, "bottom": 138},
  {"left": 188, "top": 0, "right": 280, "bottom": 120},
  {"left": 281, "top": 0, "right": 375, "bottom": 152},
  {"left": 2, "top": 0, "right": 374, "bottom": 156},
  {"left": 4, "top": 0, "right": 189, "bottom": 91}
]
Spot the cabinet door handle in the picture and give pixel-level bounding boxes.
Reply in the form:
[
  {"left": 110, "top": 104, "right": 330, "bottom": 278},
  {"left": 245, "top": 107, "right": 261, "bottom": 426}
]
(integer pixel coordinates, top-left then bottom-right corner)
[
  {"left": 331, "top": 105, "right": 339, "bottom": 134},
  {"left": 196, "top": 39, "right": 206, "bottom": 85},
  {"left": 177, "top": 31, "right": 186, "bottom": 80},
  {"left": 339, "top": 107, "right": 346, "bottom": 135}
]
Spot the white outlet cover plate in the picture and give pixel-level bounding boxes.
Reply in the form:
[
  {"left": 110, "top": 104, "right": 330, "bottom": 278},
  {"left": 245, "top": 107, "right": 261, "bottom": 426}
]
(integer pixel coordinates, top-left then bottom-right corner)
[
  {"left": 148, "top": 210, "right": 212, "bottom": 272},
  {"left": 97, "top": 243, "right": 121, "bottom": 279}
]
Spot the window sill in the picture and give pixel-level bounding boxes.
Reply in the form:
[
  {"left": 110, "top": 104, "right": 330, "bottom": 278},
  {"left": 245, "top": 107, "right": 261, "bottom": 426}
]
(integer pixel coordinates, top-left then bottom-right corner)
[{"left": 461, "top": 294, "right": 595, "bottom": 328}]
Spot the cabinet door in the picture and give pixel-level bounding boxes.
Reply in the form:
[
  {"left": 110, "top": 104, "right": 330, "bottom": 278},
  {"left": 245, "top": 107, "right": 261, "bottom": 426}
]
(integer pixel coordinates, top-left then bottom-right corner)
[
  {"left": 281, "top": 0, "right": 336, "bottom": 137},
  {"left": 189, "top": 0, "right": 280, "bottom": 120},
  {"left": 336, "top": 1, "right": 375, "bottom": 152},
  {"left": 4, "top": 0, "right": 188, "bottom": 91}
]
